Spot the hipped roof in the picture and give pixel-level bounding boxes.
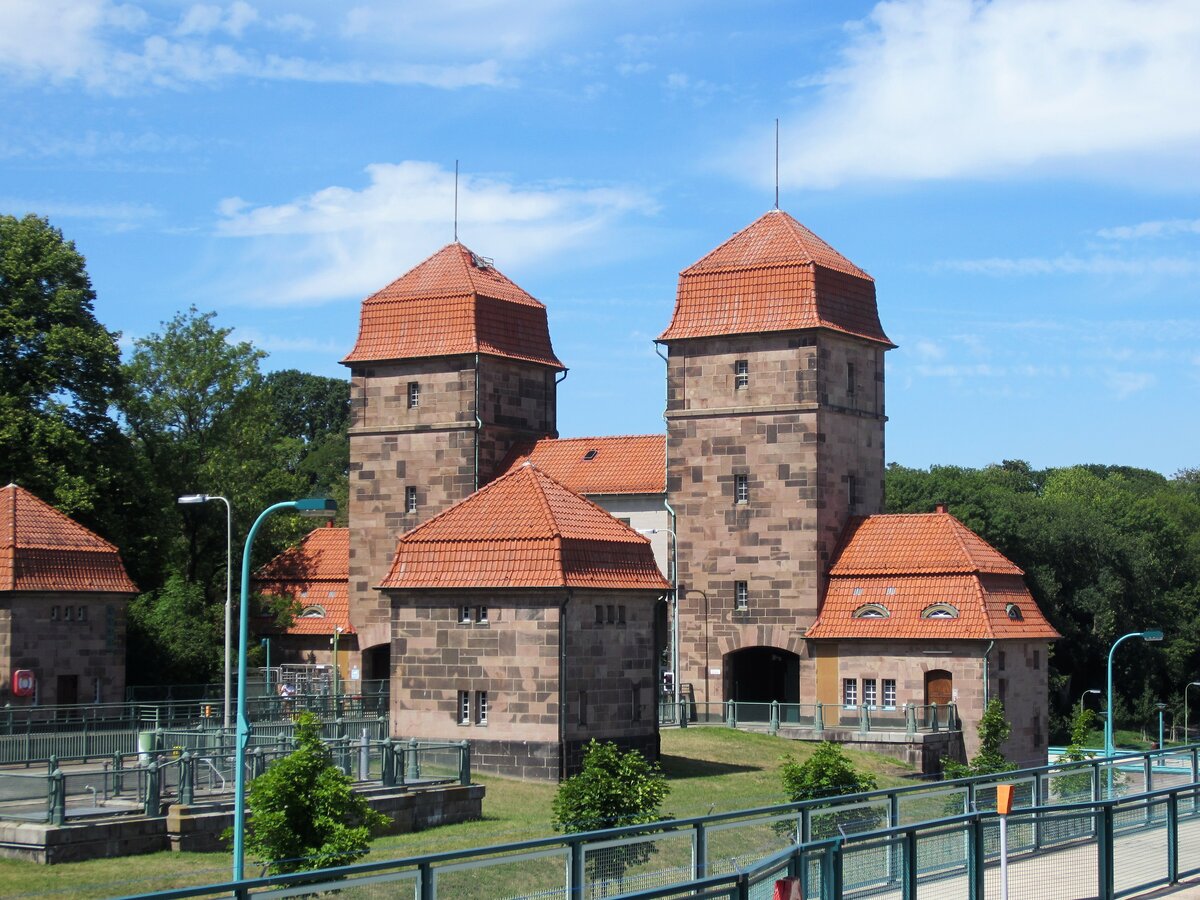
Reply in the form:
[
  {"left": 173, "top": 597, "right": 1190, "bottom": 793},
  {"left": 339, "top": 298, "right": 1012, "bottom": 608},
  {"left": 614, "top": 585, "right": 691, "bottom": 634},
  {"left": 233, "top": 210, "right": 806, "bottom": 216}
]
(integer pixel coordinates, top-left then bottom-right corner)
[
  {"left": 0, "top": 483, "right": 137, "bottom": 594},
  {"left": 380, "top": 464, "right": 669, "bottom": 591},
  {"left": 658, "top": 210, "right": 893, "bottom": 346},
  {"left": 498, "top": 435, "right": 665, "bottom": 496},
  {"left": 252, "top": 526, "right": 354, "bottom": 637}
]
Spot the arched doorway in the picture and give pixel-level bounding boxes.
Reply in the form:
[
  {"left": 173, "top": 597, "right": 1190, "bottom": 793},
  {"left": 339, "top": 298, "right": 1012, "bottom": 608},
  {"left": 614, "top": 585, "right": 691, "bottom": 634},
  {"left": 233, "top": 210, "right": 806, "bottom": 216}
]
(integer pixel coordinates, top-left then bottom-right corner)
[
  {"left": 725, "top": 646, "right": 800, "bottom": 709},
  {"left": 925, "top": 669, "right": 953, "bottom": 707}
]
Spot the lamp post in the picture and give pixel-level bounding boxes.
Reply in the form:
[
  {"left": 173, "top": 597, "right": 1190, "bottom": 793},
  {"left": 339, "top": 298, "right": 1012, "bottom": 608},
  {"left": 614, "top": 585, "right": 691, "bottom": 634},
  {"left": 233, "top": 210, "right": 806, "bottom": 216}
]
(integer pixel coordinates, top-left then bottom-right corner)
[
  {"left": 232, "top": 497, "right": 336, "bottom": 884},
  {"left": 178, "top": 494, "right": 233, "bottom": 730},
  {"left": 638, "top": 528, "right": 679, "bottom": 713},
  {"left": 1186, "top": 682, "right": 1200, "bottom": 744},
  {"left": 331, "top": 626, "right": 344, "bottom": 715},
  {"left": 261, "top": 638, "right": 271, "bottom": 697},
  {"left": 1105, "top": 630, "right": 1163, "bottom": 795},
  {"left": 1079, "top": 688, "right": 1101, "bottom": 718},
  {"left": 1156, "top": 702, "right": 1168, "bottom": 750}
]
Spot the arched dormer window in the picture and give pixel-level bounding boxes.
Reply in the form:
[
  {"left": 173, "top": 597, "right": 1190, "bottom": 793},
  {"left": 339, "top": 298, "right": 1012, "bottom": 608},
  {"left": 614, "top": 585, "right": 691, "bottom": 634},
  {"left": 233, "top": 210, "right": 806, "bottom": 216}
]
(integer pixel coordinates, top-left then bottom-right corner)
[
  {"left": 1005, "top": 603, "right": 1023, "bottom": 620},
  {"left": 921, "top": 603, "right": 959, "bottom": 619},
  {"left": 299, "top": 605, "right": 327, "bottom": 618},
  {"left": 853, "top": 603, "right": 890, "bottom": 619}
]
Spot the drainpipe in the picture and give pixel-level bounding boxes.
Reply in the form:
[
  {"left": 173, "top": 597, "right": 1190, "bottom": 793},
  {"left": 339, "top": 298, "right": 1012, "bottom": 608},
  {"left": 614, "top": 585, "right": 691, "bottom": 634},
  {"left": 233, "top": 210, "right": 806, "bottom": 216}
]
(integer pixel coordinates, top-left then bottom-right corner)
[
  {"left": 982, "top": 640, "right": 995, "bottom": 707},
  {"left": 473, "top": 354, "right": 482, "bottom": 491},
  {"left": 559, "top": 589, "right": 572, "bottom": 780},
  {"left": 656, "top": 341, "right": 681, "bottom": 711}
]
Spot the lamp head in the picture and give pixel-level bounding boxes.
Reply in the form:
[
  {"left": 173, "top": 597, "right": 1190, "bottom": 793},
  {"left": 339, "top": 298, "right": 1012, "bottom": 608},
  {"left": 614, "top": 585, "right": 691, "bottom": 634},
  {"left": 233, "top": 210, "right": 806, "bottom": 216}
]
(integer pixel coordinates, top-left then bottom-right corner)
[
  {"left": 178, "top": 494, "right": 209, "bottom": 504},
  {"left": 296, "top": 497, "right": 337, "bottom": 518},
  {"left": 1157, "top": 702, "right": 1169, "bottom": 711},
  {"left": 1142, "top": 630, "right": 1164, "bottom": 642}
]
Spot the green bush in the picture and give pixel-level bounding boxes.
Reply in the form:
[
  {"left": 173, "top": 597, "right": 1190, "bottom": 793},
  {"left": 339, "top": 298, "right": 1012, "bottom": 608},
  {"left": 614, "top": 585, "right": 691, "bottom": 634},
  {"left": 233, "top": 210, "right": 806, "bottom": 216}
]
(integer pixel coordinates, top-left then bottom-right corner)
[{"left": 780, "top": 742, "right": 880, "bottom": 839}]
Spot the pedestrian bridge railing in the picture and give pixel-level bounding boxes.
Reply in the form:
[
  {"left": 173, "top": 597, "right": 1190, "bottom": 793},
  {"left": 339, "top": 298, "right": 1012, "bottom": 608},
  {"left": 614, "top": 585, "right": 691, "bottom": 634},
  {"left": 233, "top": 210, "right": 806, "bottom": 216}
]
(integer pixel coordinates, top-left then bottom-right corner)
[
  {"left": 659, "top": 699, "right": 960, "bottom": 735},
  {"left": 118, "top": 744, "right": 1200, "bottom": 900}
]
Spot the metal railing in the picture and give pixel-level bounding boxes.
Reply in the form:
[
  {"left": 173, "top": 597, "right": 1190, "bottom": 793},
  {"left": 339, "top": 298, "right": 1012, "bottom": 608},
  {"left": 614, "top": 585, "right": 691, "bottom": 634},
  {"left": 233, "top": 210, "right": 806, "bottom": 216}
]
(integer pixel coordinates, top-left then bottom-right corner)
[
  {"left": 0, "top": 729, "right": 469, "bottom": 825},
  {"left": 114, "top": 744, "right": 1200, "bottom": 900},
  {"left": 658, "top": 699, "right": 959, "bottom": 735}
]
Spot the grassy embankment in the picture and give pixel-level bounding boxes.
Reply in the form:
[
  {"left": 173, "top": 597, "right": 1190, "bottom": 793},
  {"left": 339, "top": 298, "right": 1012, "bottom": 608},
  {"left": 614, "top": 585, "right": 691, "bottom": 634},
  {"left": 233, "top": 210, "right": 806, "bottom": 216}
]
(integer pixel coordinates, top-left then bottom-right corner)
[{"left": 0, "top": 729, "right": 913, "bottom": 899}]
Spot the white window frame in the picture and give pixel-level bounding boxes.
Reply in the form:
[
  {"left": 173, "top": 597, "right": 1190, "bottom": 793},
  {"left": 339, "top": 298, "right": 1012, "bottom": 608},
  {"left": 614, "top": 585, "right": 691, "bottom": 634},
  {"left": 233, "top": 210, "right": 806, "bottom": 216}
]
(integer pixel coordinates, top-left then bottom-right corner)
[
  {"left": 883, "top": 679, "right": 897, "bottom": 709},
  {"left": 735, "top": 474, "right": 749, "bottom": 504},
  {"left": 863, "top": 678, "right": 878, "bottom": 709},
  {"left": 842, "top": 678, "right": 858, "bottom": 708},
  {"left": 476, "top": 605, "right": 489, "bottom": 624},
  {"left": 735, "top": 359, "right": 749, "bottom": 389},
  {"left": 735, "top": 581, "right": 748, "bottom": 611},
  {"left": 476, "top": 690, "right": 488, "bottom": 725},
  {"left": 458, "top": 690, "right": 470, "bottom": 725},
  {"left": 459, "top": 606, "right": 471, "bottom": 624},
  {"left": 408, "top": 381, "right": 420, "bottom": 409}
]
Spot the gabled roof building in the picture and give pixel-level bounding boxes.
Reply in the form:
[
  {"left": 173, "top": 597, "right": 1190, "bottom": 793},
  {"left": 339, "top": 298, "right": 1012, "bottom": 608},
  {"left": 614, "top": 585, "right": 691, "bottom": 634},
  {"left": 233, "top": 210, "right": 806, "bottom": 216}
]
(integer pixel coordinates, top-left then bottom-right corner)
[{"left": 1, "top": 483, "right": 136, "bottom": 706}]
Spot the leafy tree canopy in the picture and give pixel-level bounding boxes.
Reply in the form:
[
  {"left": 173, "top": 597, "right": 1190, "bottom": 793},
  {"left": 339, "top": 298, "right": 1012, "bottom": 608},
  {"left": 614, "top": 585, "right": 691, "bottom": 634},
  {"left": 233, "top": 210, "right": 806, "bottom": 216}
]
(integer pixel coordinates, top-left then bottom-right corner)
[
  {"left": 943, "top": 699, "right": 1016, "bottom": 779},
  {"left": 242, "top": 712, "right": 387, "bottom": 874},
  {"left": 780, "top": 742, "right": 877, "bottom": 803},
  {"left": 552, "top": 740, "right": 669, "bottom": 833}
]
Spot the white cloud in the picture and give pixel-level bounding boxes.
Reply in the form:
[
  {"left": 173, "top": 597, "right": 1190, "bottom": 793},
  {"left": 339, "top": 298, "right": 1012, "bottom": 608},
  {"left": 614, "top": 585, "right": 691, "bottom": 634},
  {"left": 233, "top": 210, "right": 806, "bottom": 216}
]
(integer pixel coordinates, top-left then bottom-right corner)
[
  {"left": 1097, "top": 219, "right": 1200, "bottom": 240},
  {"left": 933, "top": 254, "right": 1200, "bottom": 277},
  {"left": 0, "top": 197, "right": 159, "bottom": 228},
  {"left": 214, "top": 161, "right": 658, "bottom": 305},
  {"left": 733, "top": 0, "right": 1200, "bottom": 188},
  {"left": 1104, "top": 370, "right": 1155, "bottom": 399}
]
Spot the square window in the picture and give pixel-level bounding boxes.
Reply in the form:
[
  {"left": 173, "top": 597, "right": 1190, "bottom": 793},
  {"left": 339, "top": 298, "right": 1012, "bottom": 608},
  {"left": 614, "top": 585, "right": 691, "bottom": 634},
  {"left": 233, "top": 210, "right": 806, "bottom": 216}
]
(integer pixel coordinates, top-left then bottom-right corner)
[
  {"left": 408, "top": 382, "right": 420, "bottom": 409},
  {"left": 458, "top": 690, "right": 470, "bottom": 725},
  {"left": 607, "top": 605, "right": 616, "bottom": 624},
  {"left": 735, "top": 359, "right": 749, "bottom": 389},
  {"left": 883, "top": 679, "right": 897, "bottom": 709},
  {"left": 476, "top": 690, "right": 488, "bottom": 725},
  {"left": 460, "top": 606, "right": 471, "bottom": 624},
  {"left": 50, "top": 606, "right": 59, "bottom": 622},
  {"left": 476, "top": 606, "right": 488, "bottom": 624},
  {"left": 64, "top": 606, "right": 73, "bottom": 622},
  {"left": 847, "top": 362, "right": 856, "bottom": 398},
  {"left": 998, "top": 650, "right": 1006, "bottom": 671},
  {"left": 735, "top": 581, "right": 748, "bottom": 611},
  {"left": 842, "top": 678, "right": 858, "bottom": 708},
  {"left": 1033, "top": 649, "right": 1040, "bottom": 670},
  {"left": 847, "top": 474, "right": 859, "bottom": 510},
  {"left": 863, "top": 678, "right": 878, "bottom": 709},
  {"left": 78, "top": 606, "right": 87, "bottom": 622},
  {"left": 632, "top": 684, "right": 642, "bottom": 722},
  {"left": 595, "top": 605, "right": 604, "bottom": 624},
  {"left": 406, "top": 486, "right": 418, "bottom": 514},
  {"left": 618, "top": 605, "right": 626, "bottom": 625},
  {"left": 735, "top": 474, "right": 749, "bottom": 504}
]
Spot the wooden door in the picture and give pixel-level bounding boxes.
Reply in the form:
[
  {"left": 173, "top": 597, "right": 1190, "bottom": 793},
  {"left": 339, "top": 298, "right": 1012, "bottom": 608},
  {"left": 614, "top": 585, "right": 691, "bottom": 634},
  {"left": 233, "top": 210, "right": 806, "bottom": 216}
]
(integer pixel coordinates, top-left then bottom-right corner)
[{"left": 924, "top": 670, "right": 952, "bottom": 707}]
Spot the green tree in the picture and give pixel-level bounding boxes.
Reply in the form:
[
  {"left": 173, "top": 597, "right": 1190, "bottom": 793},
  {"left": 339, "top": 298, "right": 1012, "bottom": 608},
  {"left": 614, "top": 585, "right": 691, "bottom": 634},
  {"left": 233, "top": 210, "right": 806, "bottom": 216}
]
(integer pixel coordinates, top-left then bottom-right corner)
[
  {"left": 1052, "top": 706, "right": 1097, "bottom": 801},
  {"left": 943, "top": 699, "right": 1016, "bottom": 778},
  {"left": 0, "top": 214, "right": 135, "bottom": 523},
  {"left": 552, "top": 740, "right": 669, "bottom": 892},
  {"left": 780, "top": 742, "right": 878, "bottom": 838},
  {"left": 242, "top": 713, "right": 387, "bottom": 874},
  {"left": 125, "top": 575, "right": 220, "bottom": 687}
]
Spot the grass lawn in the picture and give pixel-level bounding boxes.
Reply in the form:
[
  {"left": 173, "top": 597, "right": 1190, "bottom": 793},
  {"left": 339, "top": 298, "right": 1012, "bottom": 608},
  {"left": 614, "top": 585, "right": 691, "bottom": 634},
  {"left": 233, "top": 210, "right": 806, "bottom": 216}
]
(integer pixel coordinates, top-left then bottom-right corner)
[{"left": 0, "top": 729, "right": 914, "bottom": 899}]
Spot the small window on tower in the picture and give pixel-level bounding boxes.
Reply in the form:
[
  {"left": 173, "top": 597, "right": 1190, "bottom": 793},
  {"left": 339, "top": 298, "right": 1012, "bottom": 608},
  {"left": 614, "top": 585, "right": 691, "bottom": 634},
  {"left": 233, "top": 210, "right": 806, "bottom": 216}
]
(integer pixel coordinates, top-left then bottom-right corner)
[
  {"left": 735, "top": 359, "right": 749, "bottom": 389},
  {"left": 847, "top": 362, "right": 856, "bottom": 399},
  {"left": 406, "top": 486, "right": 418, "bottom": 514},
  {"left": 735, "top": 474, "right": 749, "bottom": 504},
  {"left": 848, "top": 474, "right": 859, "bottom": 510},
  {"left": 408, "top": 382, "right": 420, "bottom": 409},
  {"left": 735, "top": 581, "right": 749, "bottom": 611}
]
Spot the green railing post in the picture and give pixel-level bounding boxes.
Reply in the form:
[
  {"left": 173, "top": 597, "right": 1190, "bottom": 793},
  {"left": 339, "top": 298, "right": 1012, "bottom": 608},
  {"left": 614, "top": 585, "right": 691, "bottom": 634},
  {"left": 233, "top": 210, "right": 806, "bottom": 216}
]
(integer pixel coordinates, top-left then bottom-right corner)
[
  {"left": 406, "top": 738, "right": 421, "bottom": 781},
  {"left": 726, "top": 700, "right": 737, "bottom": 729},
  {"left": 903, "top": 829, "right": 917, "bottom": 900},
  {"left": 906, "top": 704, "right": 915, "bottom": 735},
  {"left": 930, "top": 703, "right": 940, "bottom": 733},
  {"left": 815, "top": 702, "right": 824, "bottom": 733},
  {"left": 144, "top": 759, "right": 160, "bottom": 817},
  {"left": 569, "top": 839, "right": 585, "bottom": 898},
  {"left": 770, "top": 701, "right": 780, "bottom": 735},
  {"left": 859, "top": 705, "right": 869, "bottom": 733},
  {"left": 179, "top": 751, "right": 194, "bottom": 805},
  {"left": 251, "top": 746, "right": 265, "bottom": 779},
  {"left": 1168, "top": 790, "right": 1179, "bottom": 884},
  {"left": 969, "top": 815, "right": 985, "bottom": 900},
  {"left": 889, "top": 793, "right": 902, "bottom": 886},
  {"left": 679, "top": 699, "right": 688, "bottom": 729},
  {"left": 112, "top": 751, "right": 124, "bottom": 795},
  {"left": 695, "top": 820, "right": 708, "bottom": 881},
  {"left": 1099, "top": 805, "right": 1114, "bottom": 900},
  {"left": 48, "top": 756, "right": 65, "bottom": 825},
  {"left": 459, "top": 739, "right": 471, "bottom": 786}
]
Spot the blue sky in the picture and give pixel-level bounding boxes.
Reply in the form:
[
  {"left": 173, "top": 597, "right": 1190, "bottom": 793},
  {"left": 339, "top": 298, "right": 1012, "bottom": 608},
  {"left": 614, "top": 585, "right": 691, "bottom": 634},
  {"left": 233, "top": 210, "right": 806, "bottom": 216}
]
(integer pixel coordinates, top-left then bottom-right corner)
[{"left": 2, "top": 0, "right": 1197, "bottom": 475}]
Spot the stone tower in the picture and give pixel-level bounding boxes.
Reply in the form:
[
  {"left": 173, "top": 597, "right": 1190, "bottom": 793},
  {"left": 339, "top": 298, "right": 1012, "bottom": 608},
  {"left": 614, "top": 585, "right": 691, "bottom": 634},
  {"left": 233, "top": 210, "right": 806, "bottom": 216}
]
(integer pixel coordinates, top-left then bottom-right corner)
[
  {"left": 656, "top": 210, "right": 893, "bottom": 707},
  {"left": 340, "top": 244, "right": 565, "bottom": 673}
]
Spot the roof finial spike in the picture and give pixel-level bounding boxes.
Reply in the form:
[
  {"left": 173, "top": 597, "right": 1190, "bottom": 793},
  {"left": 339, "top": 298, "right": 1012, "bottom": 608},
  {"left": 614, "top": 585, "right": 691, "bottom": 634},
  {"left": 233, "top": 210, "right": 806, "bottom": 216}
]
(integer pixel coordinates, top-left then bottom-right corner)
[
  {"left": 453, "top": 159, "right": 459, "bottom": 243},
  {"left": 774, "top": 118, "right": 780, "bottom": 210}
]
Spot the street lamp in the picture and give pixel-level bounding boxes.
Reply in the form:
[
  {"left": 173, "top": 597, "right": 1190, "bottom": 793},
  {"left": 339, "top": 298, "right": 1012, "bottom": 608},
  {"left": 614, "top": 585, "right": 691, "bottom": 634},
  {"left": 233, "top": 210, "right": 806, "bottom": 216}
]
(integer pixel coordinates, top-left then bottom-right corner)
[
  {"left": 1156, "top": 702, "right": 1168, "bottom": 750},
  {"left": 331, "top": 626, "right": 344, "bottom": 715},
  {"left": 1105, "top": 630, "right": 1163, "bottom": 794},
  {"left": 1185, "top": 682, "right": 1200, "bottom": 744},
  {"left": 178, "top": 494, "right": 233, "bottom": 730},
  {"left": 1079, "top": 688, "right": 1101, "bottom": 718},
  {"left": 232, "top": 497, "right": 337, "bottom": 884},
  {"left": 638, "top": 528, "right": 679, "bottom": 713}
]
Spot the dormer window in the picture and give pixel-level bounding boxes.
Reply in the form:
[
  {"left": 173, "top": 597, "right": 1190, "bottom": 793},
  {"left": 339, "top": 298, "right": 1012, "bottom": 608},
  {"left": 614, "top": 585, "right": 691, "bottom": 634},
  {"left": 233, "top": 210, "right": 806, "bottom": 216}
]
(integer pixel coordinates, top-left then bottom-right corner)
[
  {"left": 922, "top": 604, "right": 960, "bottom": 619},
  {"left": 1005, "top": 603, "right": 1023, "bottom": 620},
  {"left": 299, "top": 606, "right": 326, "bottom": 618},
  {"left": 853, "top": 604, "right": 890, "bottom": 619}
]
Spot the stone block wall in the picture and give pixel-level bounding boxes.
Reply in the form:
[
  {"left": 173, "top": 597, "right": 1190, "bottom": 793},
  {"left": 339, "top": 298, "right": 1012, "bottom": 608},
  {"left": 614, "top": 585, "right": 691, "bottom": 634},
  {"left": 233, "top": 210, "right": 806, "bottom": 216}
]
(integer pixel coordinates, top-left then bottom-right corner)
[
  {"left": 2, "top": 592, "right": 128, "bottom": 706},
  {"left": 994, "top": 640, "right": 1052, "bottom": 768}
]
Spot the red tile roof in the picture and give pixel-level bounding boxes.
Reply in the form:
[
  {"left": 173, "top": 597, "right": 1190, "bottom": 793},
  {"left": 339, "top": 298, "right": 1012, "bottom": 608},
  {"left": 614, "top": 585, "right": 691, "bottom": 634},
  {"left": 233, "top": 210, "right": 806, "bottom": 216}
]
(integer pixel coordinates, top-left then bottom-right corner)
[
  {"left": 252, "top": 526, "right": 354, "bottom": 636},
  {"left": 341, "top": 243, "right": 565, "bottom": 369},
  {"left": 497, "top": 435, "right": 665, "bottom": 495},
  {"left": 809, "top": 509, "right": 1060, "bottom": 641},
  {"left": 380, "top": 465, "right": 670, "bottom": 591},
  {"left": 0, "top": 484, "right": 137, "bottom": 594},
  {"left": 657, "top": 210, "right": 893, "bottom": 346},
  {"left": 829, "top": 511, "right": 1024, "bottom": 576}
]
